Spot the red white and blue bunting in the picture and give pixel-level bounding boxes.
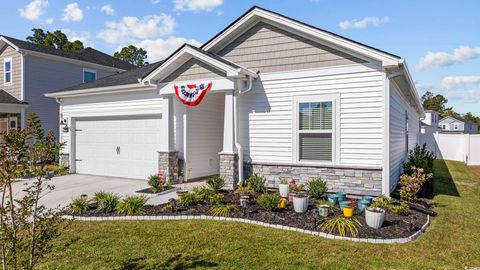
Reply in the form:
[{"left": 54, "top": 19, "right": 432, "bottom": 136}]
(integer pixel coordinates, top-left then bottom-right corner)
[{"left": 174, "top": 82, "right": 212, "bottom": 106}]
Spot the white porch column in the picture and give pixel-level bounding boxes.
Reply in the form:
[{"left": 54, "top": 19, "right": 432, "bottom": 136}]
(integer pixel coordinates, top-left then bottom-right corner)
[
  {"left": 221, "top": 90, "right": 235, "bottom": 154},
  {"left": 160, "top": 95, "right": 175, "bottom": 152}
]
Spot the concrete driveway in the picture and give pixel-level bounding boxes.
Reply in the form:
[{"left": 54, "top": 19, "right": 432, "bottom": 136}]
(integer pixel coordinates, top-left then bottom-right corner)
[{"left": 13, "top": 174, "right": 206, "bottom": 209}]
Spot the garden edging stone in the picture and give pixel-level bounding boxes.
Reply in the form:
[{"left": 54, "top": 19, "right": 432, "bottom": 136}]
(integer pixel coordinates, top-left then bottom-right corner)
[{"left": 61, "top": 214, "right": 430, "bottom": 244}]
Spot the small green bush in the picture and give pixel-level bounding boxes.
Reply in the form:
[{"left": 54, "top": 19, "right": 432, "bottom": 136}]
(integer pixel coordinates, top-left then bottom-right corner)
[
  {"left": 234, "top": 185, "right": 252, "bottom": 195},
  {"left": 148, "top": 174, "right": 163, "bottom": 192},
  {"left": 92, "top": 191, "right": 119, "bottom": 212},
  {"left": 307, "top": 178, "right": 328, "bottom": 199},
  {"left": 209, "top": 204, "right": 235, "bottom": 217},
  {"left": 206, "top": 176, "right": 225, "bottom": 191},
  {"left": 209, "top": 193, "right": 225, "bottom": 205},
  {"left": 257, "top": 193, "right": 281, "bottom": 212},
  {"left": 320, "top": 216, "right": 362, "bottom": 237},
  {"left": 371, "top": 195, "right": 393, "bottom": 209},
  {"left": 388, "top": 202, "right": 409, "bottom": 216},
  {"left": 70, "top": 197, "right": 89, "bottom": 214},
  {"left": 193, "top": 185, "right": 215, "bottom": 201},
  {"left": 403, "top": 144, "right": 436, "bottom": 175},
  {"left": 116, "top": 195, "right": 147, "bottom": 216},
  {"left": 178, "top": 192, "right": 197, "bottom": 206},
  {"left": 246, "top": 174, "right": 267, "bottom": 193}
]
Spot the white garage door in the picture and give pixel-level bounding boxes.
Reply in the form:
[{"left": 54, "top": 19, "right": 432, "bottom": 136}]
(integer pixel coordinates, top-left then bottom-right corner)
[{"left": 75, "top": 115, "right": 161, "bottom": 179}]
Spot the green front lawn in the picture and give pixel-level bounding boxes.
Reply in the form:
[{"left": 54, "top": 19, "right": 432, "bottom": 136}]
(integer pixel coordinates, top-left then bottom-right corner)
[{"left": 39, "top": 160, "right": 480, "bottom": 269}]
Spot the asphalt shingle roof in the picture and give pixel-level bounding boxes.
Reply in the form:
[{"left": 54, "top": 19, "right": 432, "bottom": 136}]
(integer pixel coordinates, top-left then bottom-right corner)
[
  {"left": 49, "top": 61, "right": 163, "bottom": 93},
  {"left": 0, "top": 90, "right": 27, "bottom": 105},
  {"left": 1, "top": 35, "right": 135, "bottom": 70}
]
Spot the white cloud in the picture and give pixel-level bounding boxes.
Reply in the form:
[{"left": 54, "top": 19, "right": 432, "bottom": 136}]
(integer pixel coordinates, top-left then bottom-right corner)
[
  {"left": 339, "top": 16, "right": 389, "bottom": 30},
  {"left": 62, "top": 29, "right": 93, "bottom": 47},
  {"left": 45, "top": 17, "right": 54, "bottom": 24},
  {"left": 130, "top": 37, "right": 201, "bottom": 62},
  {"left": 445, "top": 88, "right": 480, "bottom": 104},
  {"left": 441, "top": 76, "right": 480, "bottom": 90},
  {"left": 100, "top": 4, "right": 114, "bottom": 16},
  {"left": 98, "top": 14, "right": 175, "bottom": 44},
  {"left": 62, "top": 2, "right": 84, "bottom": 22},
  {"left": 174, "top": 0, "right": 223, "bottom": 12},
  {"left": 416, "top": 46, "right": 480, "bottom": 70},
  {"left": 415, "top": 81, "right": 434, "bottom": 91},
  {"left": 18, "top": 0, "right": 48, "bottom": 21}
]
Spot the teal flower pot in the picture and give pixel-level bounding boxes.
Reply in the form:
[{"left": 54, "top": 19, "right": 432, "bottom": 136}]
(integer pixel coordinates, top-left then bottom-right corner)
[
  {"left": 362, "top": 196, "right": 373, "bottom": 204},
  {"left": 336, "top": 192, "right": 347, "bottom": 202},
  {"left": 357, "top": 199, "right": 371, "bottom": 214},
  {"left": 327, "top": 194, "right": 338, "bottom": 205},
  {"left": 339, "top": 200, "right": 351, "bottom": 210}
]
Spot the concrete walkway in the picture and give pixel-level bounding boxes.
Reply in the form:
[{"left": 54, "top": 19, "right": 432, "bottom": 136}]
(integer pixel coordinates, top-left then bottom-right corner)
[{"left": 12, "top": 174, "right": 205, "bottom": 209}]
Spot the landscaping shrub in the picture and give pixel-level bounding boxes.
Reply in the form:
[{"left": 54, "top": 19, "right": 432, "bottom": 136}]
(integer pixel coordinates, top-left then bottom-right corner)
[
  {"left": 320, "top": 216, "right": 362, "bottom": 237},
  {"left": 307, "top": 178, "right": 328, "bottom": 199},
  {"left": 234, "top": 185, "right": 252, "bottom": 195},
  {"left": 403, "top": 144, "right": 436, "bottom": 175},
  {"left": 148, "top": 174, "right": 163, "bottom": 192},
  {"left": 388, "top": 202, "right": 409, "bottom": 216},
  {"left": 206, "top": 176, "right": 225, "bottom": 191},
  {"left": 209, "top": 204, "right": 236, "bottom": 217},
  {"left": 178, "top": 192, "right": 198, "bottom": 206},
  {"left": 209, "top": 193, "right": 225, "bottom": 205},
  {"left": 70, "top": 197, "right": 89, "bottom": 214},
  {"left": 246, "top": 174, "right": 267, "bottom": 193},
  {"left": 92, "top": 191, "right": 119, "bottom": 212},
  {"left": 193, "top": 185, "right": 215, "bottom": 201},
  {"left": 116, "top": 195, "right": 147, "bottom": 215},
  {"left": 257, "top": 193, "right": 281, "bottom": 212},
  {"left": 399, "top": 167, "right": 433, "bottom": 201},
  {"left": 371, "top": 195, "right": 393, "bottom": 209}
]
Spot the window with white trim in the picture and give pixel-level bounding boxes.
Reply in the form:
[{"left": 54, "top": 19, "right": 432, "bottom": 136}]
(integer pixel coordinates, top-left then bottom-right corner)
[
  {"left": 83, "top": 68, "right": 97, "bottom": 83},
  {"left": 4, "top": 58, "right": 12, "bottom": 86},
  {"left": 297, "top": 100, "right": 333, "bottom": 162}
]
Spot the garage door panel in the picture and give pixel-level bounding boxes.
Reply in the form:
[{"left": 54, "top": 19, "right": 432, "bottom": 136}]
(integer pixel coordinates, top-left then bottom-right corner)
[{"left": 75, "top": 115, "right": 161, "bottom": 179}]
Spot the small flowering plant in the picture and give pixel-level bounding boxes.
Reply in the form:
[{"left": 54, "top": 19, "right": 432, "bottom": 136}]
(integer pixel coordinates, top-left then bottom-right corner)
[
  {"left": 399, "top": 167, "right": 432, "bottom": 201},
  {"left": 290, "top": 179, "right": 305, "bottom": 193}
]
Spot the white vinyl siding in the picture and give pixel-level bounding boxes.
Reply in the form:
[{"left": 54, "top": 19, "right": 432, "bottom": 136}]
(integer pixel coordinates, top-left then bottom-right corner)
[
  {"left": 389, "top": 82, "right": 420, "bottom": 190},
  {"left": 237, "top": 64, "right": 384, "bottom": 167}
]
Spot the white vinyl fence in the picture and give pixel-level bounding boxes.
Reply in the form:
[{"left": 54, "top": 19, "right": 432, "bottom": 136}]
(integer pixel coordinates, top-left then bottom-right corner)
[{"left": 419, "top": 132, "right": 480, "bottom": 165}]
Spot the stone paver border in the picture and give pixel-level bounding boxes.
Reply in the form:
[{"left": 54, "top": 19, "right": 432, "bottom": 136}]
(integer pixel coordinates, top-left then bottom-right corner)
[{"left": 62, "top": 214, "right": 430, "bottom": 244}]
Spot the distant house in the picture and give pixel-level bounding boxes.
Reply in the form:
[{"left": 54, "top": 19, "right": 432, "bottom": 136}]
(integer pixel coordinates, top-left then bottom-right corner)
[
  {"left": 0, "top": 35, "right": 134, "bottom": 136},
  {"left": 46, "top": 6, "right": 423, "bottom": 196},
  {"left": 439, "top": 116, "right": 478, "bottom": 134},
  {"left": 421, "top": 110, "right": 441, "bottom": 134}
]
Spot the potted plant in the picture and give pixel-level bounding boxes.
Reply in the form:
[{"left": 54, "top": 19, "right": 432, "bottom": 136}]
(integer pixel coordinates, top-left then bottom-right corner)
[
  {"left": 278, "top": 178, "right": 290, "bottom": 198},
  {"left": 343, "top": 206, "right": 354, "bottom": 217},
  {"left": 291, "top": 183, "right": 308, "bottom": 213},
  {"left": 365, "top": 195, "right": 391, "bottom": 229},
  {"left": 316, "top": 200, "right": 332, "bottom": 218}
]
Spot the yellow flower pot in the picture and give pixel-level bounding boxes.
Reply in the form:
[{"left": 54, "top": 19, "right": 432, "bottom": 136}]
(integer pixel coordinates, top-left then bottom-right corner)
[
  {"left": 278, "top": 198, "right": 287, "bottom": 209},
  {"left": 343, "top": 206, "right": 354, "bottom": 217}
]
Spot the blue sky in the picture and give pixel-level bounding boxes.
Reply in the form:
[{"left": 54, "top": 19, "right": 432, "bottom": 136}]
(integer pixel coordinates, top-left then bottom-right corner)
[{"left": 2, "top": 0, "right": 480, "bottom": 114}]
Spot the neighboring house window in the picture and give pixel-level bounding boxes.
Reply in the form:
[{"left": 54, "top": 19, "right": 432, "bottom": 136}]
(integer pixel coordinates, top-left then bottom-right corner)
[
  {"left": 9, "top": 117, "right": 17, "bottom": 130},
  {"left": 454, "top": 124, "right": 458, "bottom": 130},
  {"left": 4, "top": 58, "right": 12, "bottom": 86},
  {"left": 83, "top": 68, "right": 97, "bottom": 83},
  {"left": 405, "top": 111, "right": 409, "bottom": 154},
  {"left": 297, "top": 99, "right": 334, "bottom": 162}
]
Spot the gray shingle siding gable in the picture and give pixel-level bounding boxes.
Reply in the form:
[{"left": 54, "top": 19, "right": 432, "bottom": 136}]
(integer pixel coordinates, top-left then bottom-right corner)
[
  {"left": 217, "top": 21, "right": 366, "bottom": 73},
  {"left": 161, "top": 58, "right": 226, "bottom": 82}
]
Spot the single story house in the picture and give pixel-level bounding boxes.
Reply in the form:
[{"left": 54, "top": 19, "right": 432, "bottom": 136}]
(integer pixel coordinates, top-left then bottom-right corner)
[
  {"left": 46, "top": 6, "right": 423, "bottom": 196},
  {"left": 439, "top": 116, "right": 478, "bottom": 134}
]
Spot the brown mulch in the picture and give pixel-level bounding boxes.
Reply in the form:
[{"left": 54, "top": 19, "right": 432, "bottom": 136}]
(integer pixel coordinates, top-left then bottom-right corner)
[{"left": 74, "top": 191, "right": 429, "bottom": 239}]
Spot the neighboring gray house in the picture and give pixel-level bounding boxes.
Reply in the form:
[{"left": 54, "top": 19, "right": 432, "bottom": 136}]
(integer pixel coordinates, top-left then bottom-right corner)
[
  {"left": 0, "top": 35, "right": 134, "bottom": 136},
  {"left": 439, "top": 116, "right": 478, "bottom": 134},
  {"left": 420, "top": 110, "right": 441, "bottom": 134}
]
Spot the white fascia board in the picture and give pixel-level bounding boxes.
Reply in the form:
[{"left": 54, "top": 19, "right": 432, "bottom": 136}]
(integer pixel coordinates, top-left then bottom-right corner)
[
  {"left": 399, "top": 60, "right": 424, "bottom": 117},
  {"left": 21, "top": 50, "right": 126, "bottom": 73},
  {"left": 44, "top": 84, "right": 155, "bottom": 98},
  {"left": 0, "top": 37, "right": 20, "bottom": 51},
  {"left": 202, "top": 8, "right": 401, "bottom": 66}
]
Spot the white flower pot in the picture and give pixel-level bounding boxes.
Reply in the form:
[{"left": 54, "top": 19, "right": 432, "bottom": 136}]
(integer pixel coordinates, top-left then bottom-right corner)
[
  {"left": 292, "top": 195, "right": 309, "bottom": 213},
  {"left": 365, "top": 207, "right": 385, "bottom": 229},
  {"left": 278, "top": 183, "right": 290, "bottom": 197}
]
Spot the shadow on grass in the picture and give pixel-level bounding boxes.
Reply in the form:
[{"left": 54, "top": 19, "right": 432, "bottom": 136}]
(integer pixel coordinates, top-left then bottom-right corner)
[
  {"left": 119, "top": 254, "right": 218, "bottom": 270},
  {"left": 433, "top": 159, "right": 459, "bottom": 197}
]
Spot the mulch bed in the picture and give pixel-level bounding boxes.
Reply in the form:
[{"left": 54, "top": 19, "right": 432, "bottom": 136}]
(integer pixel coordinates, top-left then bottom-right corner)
[
  {"left": 73, "top": 191, "right": 429, "bottom": 239},
  {"left": 136, "top": 187, "right": 176, "bottom": 194}
]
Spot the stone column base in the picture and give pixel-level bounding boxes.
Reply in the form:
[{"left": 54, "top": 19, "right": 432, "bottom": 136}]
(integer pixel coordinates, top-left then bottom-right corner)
[
  {"left": 158, "top": 151, "right": 179, "bottom": 184},
  {"left": 219, "top": 153, "right": 238, "bottom": 190}
]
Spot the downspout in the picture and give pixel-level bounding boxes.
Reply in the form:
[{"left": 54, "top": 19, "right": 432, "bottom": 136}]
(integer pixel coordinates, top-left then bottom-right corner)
[{"left": 235, "top": 76, "right": 254, "bottom": 186}]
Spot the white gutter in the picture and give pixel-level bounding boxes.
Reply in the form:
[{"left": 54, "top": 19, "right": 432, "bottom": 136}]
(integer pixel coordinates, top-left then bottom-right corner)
[
  {"left": 45, "top": 83, "right": 156, "bottom": 98},
  {"left": 235, "top": 76, "right": 255, "bottom": 186}
]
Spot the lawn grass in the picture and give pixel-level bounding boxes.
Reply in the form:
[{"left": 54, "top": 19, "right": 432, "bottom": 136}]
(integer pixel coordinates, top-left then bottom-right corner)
[{"left": 38, "top": 160, "right": 480, "bottom": 269}]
